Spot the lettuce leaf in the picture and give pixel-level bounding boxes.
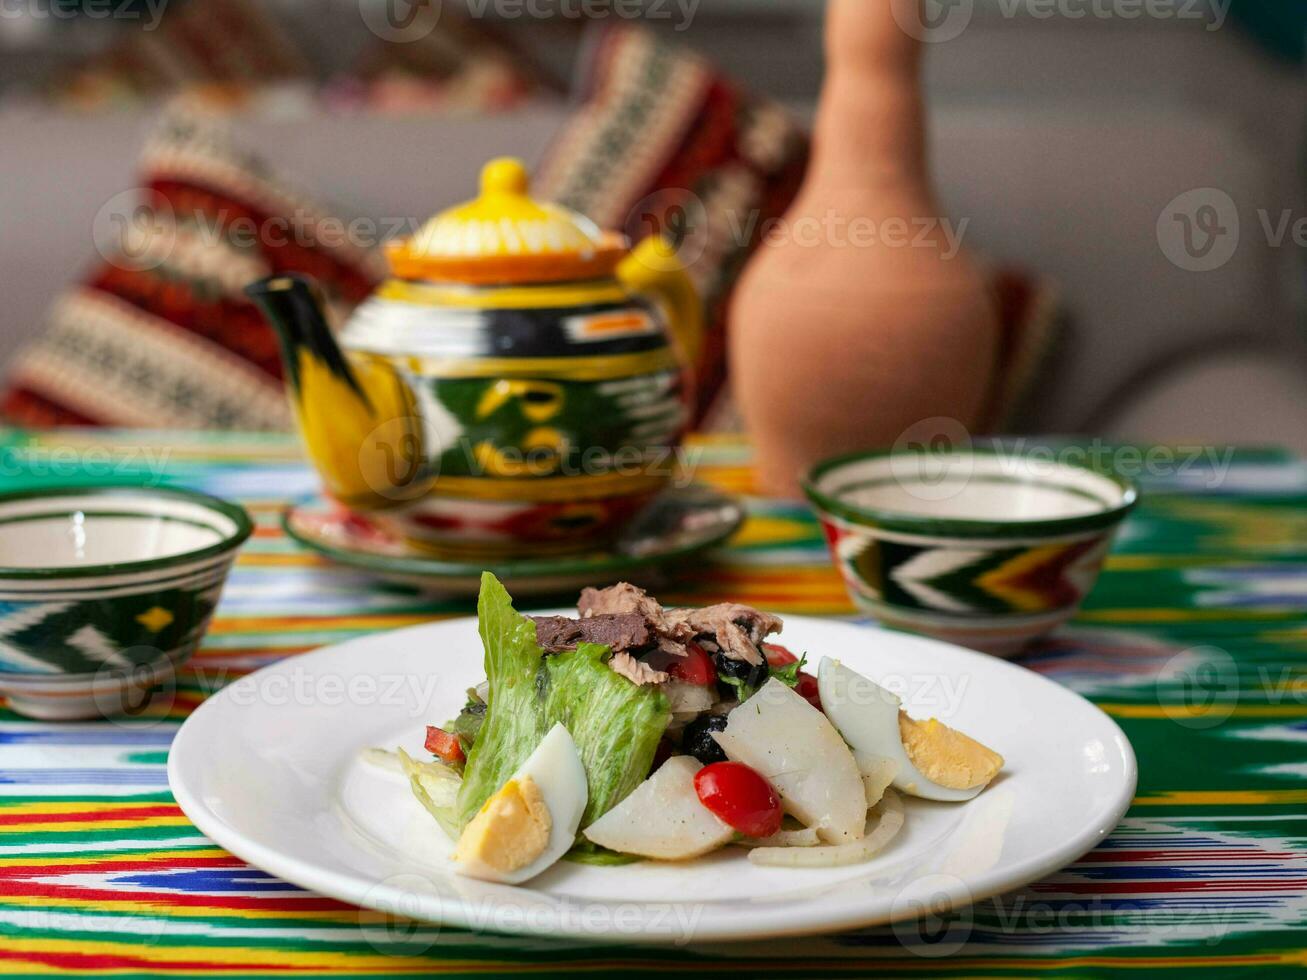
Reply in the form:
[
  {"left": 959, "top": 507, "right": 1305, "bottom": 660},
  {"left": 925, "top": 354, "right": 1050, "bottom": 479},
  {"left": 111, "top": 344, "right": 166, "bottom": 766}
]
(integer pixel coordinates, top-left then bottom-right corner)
[
  {"left": 770, "top": 653, "right": 808, "bottom": 688},
  {"left": 453, "top": 573, "right": 670, "bottom": 840},
  {"left": 397, "top": 748, "right": 463, "bottom": 841}
]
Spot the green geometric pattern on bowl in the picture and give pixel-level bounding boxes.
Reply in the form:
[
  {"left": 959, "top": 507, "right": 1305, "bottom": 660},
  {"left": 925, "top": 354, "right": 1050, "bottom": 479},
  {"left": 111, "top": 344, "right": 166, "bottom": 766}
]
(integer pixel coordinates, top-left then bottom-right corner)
[
  {"left": 0, "top": 579, "right": 228, "bottom": 676},
  {"left": 0, "top": 486, "right": 251, "bottom": 677},
  {"left": 828, "top": 526, "right": 1116, "bottom": 616},
  {"left": 803, "top": 446, "right": 1138, "bottom": 654}
]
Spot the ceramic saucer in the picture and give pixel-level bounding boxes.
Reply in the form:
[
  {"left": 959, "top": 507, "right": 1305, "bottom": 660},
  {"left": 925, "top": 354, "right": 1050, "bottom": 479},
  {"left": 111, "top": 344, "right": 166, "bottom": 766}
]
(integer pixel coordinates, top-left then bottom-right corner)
[{"left": 282, "top": 485, "right": 744, "bottom": 597}]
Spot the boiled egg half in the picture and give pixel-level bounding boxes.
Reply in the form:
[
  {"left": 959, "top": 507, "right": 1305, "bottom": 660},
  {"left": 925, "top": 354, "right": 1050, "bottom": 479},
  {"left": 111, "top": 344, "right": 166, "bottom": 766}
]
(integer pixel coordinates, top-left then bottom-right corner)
[
  {"left": 818, "top": 658, "right": 1003, "bottom": 802},
  {"left": 452, "top": 722, "right": 587, "bottom": 884}
]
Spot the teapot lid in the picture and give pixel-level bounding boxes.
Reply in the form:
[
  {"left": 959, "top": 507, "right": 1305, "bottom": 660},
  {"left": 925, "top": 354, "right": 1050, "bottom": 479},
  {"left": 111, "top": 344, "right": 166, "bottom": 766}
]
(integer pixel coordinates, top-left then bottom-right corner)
[{"left": 385, "top": 158, "right": 630, "bottom": 285}]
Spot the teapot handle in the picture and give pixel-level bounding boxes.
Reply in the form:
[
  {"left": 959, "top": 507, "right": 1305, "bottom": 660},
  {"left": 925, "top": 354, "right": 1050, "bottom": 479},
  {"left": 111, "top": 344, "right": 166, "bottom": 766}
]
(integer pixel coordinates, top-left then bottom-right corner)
[{"left": 618, "top": 237, "right": 704, "bottom": 379}]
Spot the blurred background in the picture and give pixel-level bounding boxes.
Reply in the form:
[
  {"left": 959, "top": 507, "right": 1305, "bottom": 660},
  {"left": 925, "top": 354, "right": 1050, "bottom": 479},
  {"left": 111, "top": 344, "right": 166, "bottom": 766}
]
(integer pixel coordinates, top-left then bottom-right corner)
[{"left": 1, "top": 0, "right": 1304, "bottom": 448}]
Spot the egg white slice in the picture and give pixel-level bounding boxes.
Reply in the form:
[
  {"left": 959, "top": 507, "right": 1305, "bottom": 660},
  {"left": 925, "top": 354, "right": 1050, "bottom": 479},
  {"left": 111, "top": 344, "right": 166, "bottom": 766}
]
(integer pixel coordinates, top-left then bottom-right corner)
[
  {"left": 453, "top": 722, "right": 588, "bottom": 884},
  {"left": 818, "top": 657, "right": 990, "bottom": 802}
]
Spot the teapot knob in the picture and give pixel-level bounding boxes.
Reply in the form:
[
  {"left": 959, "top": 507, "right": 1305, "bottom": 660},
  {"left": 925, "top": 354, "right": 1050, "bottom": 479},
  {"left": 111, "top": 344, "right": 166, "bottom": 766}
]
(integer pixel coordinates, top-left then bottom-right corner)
[{"left": 480, "top": 157, "right": 530, "bottom": 197}]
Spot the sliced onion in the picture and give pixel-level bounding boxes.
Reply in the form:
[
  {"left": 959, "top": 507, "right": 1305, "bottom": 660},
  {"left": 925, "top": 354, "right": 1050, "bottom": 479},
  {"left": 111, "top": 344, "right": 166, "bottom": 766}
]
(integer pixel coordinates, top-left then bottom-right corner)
[
  {"left": 359, "top": 747, "right": 403, "bottom": 775},
  {"left": 855, "top": 753, "right": 899, "bottom": 808},
  {"left": 663, "top": 680, "right": 714, "bottom": 717},
  {"left": 747, "top": 790, "right": 905, "bottom": 868},
  {"left": 396, "top": 748, "right": 461, "bottom": 809},
  {"left": 738, "top": 826, "right": 821, "bottom": 848}
]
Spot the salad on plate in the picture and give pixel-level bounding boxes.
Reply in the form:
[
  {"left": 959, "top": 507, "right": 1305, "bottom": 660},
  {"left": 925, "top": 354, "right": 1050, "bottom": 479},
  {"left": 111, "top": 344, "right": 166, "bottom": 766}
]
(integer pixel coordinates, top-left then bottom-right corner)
[{"left": 374, "top": 573, "right": 1005, "bottom": 884}]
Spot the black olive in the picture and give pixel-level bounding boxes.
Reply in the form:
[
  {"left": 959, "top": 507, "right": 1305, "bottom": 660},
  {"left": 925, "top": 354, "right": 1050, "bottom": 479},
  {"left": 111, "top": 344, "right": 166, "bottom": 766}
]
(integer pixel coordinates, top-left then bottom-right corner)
[
  {"left": 681, "top": 714, "right": 730, "bottom": 765},
  {"left": 714, "top": 651, "right": 768, "bottom": 697}
]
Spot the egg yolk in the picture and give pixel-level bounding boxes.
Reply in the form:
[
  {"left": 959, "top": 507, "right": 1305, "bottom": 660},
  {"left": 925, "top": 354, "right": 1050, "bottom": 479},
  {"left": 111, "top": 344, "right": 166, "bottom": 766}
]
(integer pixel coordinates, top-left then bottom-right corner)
[
  {"left": 454, "top": 776, "right": 552, "bottom": 874},
  {"left": 899, "top": 712, "right": 1004, "bottom": 790}
]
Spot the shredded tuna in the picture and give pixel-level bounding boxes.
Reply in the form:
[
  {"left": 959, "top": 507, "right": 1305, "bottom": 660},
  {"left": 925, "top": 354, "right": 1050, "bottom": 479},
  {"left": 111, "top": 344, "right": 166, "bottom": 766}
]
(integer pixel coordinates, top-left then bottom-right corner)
[
  {"left": 579, "top": 582, "right": 661, "bottom": 621},
  {"left": 531, "top": 614, "right": 649, "bottom": 653},
  {"left": 663, "top": 604, "right": 783, "bottom": 665},
  {"left": 572, "top": 584, "right": 785, "bottom": 675},
  {"left": 579, "top": 583, "right": 694, "bottom": 650},
  {"left": 608, "top": 651, "right": 669, "bottom": 686}
]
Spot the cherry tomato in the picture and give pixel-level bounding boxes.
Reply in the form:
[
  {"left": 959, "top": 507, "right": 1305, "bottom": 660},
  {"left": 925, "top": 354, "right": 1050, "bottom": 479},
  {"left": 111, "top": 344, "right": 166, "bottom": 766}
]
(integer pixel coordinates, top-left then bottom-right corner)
[
  {"left": 795, "top": 671, "right": 823, "bottom": 711},
  {"left": 666, "top": 642, "right": 716, "bottom": 686},
  {"left": 424, "top": 726, "right": 465, "bottom": 765},
  {"left": 694, "top": 761, "right": 783, "bottom": 838},
  {"left": 762, "top": 643, "right": 798, "bottom": 667}
]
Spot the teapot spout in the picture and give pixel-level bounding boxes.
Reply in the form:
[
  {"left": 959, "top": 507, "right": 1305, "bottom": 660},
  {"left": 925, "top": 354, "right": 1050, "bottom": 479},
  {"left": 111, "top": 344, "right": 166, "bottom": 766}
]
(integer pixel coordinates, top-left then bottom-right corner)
[
  {"left": 246, "top": 274, "right": 358, "bottom": 403},
  {"left": 246, "top": 275, "right": 426, "bottom": 509}
]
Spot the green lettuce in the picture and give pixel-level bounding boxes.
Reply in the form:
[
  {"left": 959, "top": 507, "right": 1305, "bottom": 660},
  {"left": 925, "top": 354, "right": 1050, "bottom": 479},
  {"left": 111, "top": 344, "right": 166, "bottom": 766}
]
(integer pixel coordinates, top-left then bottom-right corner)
[
  {"left": 396, "top": 749, "right": 463, "bottom": 841},
  {"left": 453, "top": 574, "right": 670, "bottom": 844}
]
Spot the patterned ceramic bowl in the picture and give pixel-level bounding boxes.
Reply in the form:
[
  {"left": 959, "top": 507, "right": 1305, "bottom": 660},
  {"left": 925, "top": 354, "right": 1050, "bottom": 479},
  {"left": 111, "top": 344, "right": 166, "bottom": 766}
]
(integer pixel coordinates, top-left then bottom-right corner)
[
  {"left": 0, "top": 486, "right": 252, "bottom": 720},
  {"left": 803, "top": 448, "right": 1137, "bottom": 657}
]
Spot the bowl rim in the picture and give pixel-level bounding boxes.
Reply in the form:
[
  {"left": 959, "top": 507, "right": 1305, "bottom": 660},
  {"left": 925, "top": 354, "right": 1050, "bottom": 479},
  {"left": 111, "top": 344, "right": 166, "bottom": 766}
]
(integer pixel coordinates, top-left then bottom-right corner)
[
  {"left": 802, "top": 445, "right": 1139, "bottom": 537},
  {"left": 0, "top": 484, "right": 254, "bottom": 581}
]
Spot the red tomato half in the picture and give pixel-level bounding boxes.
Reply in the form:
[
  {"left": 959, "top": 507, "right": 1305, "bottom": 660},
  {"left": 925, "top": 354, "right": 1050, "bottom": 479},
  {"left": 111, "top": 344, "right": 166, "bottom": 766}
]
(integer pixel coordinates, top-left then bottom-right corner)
[
  {"left": 424, "top": 726, "right": 466, "bottom": 765},
  {"left": 762, "top": 643, "right": 798, "bottom": 667},
  {"left": 666, "top": 642, "right": 716, "bottom": 686},
  {"left": 694, "top": 761, "right": 783, "bottom": 838}
]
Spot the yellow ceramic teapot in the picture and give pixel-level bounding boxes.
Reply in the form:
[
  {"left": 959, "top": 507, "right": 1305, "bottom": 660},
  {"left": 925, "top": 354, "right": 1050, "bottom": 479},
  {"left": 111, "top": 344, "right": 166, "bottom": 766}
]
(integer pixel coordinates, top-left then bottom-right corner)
[{"left": 247, "top": 158, "right": 702, "bottom": 555}]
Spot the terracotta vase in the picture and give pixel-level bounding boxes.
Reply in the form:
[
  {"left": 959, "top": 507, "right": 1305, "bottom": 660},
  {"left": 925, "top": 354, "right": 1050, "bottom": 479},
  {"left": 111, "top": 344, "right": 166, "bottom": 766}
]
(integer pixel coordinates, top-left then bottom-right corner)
[{"left": 729, "top": 0, "right": 999, "bottom": 497}]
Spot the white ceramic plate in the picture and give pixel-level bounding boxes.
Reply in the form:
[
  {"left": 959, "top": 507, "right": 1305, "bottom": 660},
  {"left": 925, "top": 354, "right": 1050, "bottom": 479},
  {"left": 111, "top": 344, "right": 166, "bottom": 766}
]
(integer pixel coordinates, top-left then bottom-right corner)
[{"left": 168, "top": 615, "right": 1136, "bottom": 944}]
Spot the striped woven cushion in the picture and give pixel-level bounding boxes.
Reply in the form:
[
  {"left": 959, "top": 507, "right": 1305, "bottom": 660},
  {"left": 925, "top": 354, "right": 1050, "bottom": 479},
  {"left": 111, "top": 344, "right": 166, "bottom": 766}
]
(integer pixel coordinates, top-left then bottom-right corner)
[
  {"left": 1, "top": 108, "right": 385, "bottom": 429},
  {"left": 535, "top": 24, "right": 810, "bottom": 425}
]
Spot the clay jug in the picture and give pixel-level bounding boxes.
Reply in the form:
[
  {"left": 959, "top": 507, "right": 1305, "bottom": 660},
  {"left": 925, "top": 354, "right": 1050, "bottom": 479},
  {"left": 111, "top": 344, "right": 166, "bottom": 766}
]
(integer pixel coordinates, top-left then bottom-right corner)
[{"left": 730, "top": 0, "right": 999, "bottom": 497}]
